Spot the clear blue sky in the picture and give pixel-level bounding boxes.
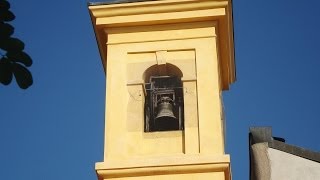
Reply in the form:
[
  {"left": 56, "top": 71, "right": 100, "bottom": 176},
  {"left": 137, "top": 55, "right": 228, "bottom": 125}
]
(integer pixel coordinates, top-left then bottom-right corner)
[{"left": 1, "top": 0, "right": 320, "bottom": 179}]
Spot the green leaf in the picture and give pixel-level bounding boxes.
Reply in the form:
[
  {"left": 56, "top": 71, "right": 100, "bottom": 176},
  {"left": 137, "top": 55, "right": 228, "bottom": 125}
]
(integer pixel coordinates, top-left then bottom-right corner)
[
  {"left": 0, "top": 22, "right": 14, "bottom": 39},
  {"left": 6, "top": 51, "right": 32, "bottom": 67},
  {"left": 0, "top": 37, "right": 25, "bottom": 52},
  {"left": 0, "top": 9, "right": 15, "bottom": 22},
  {"left": 12, "top": 63, "right": 33, "bottom": 89},
  {"left": 0, "top": 57, "right": 13, "bottom": 85},
  {"left": 0, "top": 0, "right": 10, "bottom": 11}
]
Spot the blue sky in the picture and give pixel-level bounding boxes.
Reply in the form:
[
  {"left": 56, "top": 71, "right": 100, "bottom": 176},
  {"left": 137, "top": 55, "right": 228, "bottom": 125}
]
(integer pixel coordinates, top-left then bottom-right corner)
[{"left": 1, "top": 0, "right": 320, "bottom": 179}]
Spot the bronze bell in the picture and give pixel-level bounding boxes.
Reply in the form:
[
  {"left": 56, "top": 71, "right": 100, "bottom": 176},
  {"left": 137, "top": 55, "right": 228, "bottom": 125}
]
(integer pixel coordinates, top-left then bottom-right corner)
[{"left": 155, "top": 96, "right": 176, "bottom": 120}]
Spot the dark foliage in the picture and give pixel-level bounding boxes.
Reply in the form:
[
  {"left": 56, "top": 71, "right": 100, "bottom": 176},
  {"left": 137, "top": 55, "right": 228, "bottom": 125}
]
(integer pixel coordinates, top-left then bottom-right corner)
[{"left": 0, "top": 0, "right": 33, "bottom": 89}]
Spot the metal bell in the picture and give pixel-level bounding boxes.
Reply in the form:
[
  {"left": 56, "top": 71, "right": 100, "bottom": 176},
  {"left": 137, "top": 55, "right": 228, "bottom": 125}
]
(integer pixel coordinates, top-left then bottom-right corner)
[{"left": 155, "top": 97, "right": 176, "bottom": 120}]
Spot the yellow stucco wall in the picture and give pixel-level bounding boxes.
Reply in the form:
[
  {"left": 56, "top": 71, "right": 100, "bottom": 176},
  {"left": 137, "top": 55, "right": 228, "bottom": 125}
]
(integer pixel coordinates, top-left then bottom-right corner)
[{"left": 89, "top": 0, "right": 235, "bottom": 179}]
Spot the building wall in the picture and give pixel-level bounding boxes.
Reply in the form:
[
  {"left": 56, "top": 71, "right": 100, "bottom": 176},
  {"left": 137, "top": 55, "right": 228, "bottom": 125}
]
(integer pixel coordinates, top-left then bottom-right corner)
[
  {"left": 89, "top": 1, "right": 235, "bottom": 179},
  {"left": 268, "top": 148, "right": 320, "bottom": 180},
  {"left": 104, "top": 21, "right": 224, "bottom": 161},
  {"left": 97, "top": 20, "right": 230, "bottom": 180},
  {"left": 249, "top": 128, "right": 320, "bottom": 180}
]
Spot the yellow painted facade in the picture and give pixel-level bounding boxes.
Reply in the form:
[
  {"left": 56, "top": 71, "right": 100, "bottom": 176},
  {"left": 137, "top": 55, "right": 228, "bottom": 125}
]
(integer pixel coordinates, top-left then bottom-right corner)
[{"left": 89, "top": 0, "right": 235, "bottom": 179}]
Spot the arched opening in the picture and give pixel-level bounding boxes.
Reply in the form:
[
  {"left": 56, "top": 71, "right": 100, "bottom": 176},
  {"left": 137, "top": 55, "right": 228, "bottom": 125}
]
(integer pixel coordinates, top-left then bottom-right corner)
[
  {"left": 143, "top": 64, "right": 184, "bottom": 132},
  {"left": 143, "top": 63, "right": 183, "bottom": 83}
]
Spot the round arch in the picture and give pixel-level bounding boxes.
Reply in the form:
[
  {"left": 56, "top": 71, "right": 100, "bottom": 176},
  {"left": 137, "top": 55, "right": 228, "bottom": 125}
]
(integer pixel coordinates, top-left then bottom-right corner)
[{"left": 143, "top": 63, "right": 183, "bottom": 82}]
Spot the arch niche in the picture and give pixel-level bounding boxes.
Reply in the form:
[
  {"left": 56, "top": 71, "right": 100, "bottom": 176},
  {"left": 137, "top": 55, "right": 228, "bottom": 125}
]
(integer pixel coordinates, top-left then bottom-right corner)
[{"left": 143, "top": 64, "right": 185, "bottom": 132}]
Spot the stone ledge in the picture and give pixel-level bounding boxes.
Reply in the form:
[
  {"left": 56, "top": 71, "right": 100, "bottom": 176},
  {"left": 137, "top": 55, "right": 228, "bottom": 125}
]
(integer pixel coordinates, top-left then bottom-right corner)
[
  {"left": 96, "top": 155, "right": 231, "bottom": 179},
  {"left": 96, "top": 154, "right": 230, "bottom": 169}
]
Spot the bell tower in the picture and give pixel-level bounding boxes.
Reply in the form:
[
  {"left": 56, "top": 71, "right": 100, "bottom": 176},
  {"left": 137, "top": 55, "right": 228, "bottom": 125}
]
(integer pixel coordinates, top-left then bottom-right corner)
[{"left": 88, "top": 0, "right": 236, "bottom": 179}]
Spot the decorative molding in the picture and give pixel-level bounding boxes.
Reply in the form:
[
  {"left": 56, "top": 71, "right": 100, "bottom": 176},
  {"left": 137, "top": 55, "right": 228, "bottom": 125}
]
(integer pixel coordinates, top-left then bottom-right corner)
[
  {"left": 88, "top": 0, "right": 235, "bottom": 90},
  {"left": 96, "top": 154, "right": 231, "bottom": 179},
  {"left": 89, "top": 0, "right": 228, "bottom": 19},
  {"left": 97, "top": 163, "right": 230, "bottom": 179}
]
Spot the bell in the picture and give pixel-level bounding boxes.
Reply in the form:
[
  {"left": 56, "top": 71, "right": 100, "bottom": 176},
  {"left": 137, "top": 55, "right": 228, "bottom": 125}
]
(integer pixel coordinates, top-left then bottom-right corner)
[{"left": 155, "top": 97, "right": 176, "bottom": 120}]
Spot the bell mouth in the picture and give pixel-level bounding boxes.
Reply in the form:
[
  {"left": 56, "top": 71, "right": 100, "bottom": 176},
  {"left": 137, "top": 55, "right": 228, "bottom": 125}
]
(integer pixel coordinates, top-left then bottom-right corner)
[
  {"left": 155, "top": 112, "right": 177, "bottom": 120},
  {"left": 154, "top": 116, "right": 179, "bottom": 131},
  {"left": 155, "top": 101, "right": 176, "bottom": 120}
]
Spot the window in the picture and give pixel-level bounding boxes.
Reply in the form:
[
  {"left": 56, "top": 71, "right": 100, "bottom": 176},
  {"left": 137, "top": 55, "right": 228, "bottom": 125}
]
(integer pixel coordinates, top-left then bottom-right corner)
[{"left": 144, "top": 76, "right": 184, "bottom": 132}]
